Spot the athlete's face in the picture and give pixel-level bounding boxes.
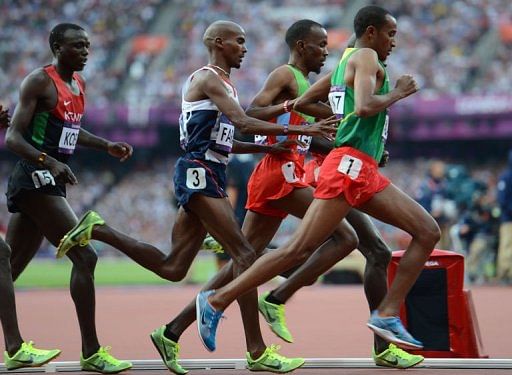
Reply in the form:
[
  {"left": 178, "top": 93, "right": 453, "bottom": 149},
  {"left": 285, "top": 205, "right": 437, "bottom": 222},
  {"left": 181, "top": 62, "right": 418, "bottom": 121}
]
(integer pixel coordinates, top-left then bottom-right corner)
[
  {"left": 223, "top": 28, "right": 247, "bottom": 69},
  {"left": 55, "top": 29, "right": 90, "bottom": 71},
  {"left": 301, "top": 26, "right": 329, "bottom": 74},
  {"left": 374, "top": 15, "right": 397, "bottom": 61}
]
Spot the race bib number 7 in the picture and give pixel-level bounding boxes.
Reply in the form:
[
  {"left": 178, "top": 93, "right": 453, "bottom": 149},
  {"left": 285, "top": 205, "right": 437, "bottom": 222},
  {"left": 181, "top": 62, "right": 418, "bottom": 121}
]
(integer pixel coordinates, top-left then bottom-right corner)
[
  {"left": 31, "top": 170, "right": 56, "bottom": 188},
  {"left": 337, "top": 155, "right": 362, "bottom": 180},
  {"left": 328, "top": 86, "right": 345, "bottom": 117}
]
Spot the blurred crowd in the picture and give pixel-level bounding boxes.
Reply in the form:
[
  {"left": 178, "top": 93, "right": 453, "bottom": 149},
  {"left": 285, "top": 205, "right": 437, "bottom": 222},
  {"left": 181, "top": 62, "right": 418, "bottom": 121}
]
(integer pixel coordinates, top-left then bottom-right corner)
[{"left": 2, "top": 0, "right": 512, "bottom": 108}]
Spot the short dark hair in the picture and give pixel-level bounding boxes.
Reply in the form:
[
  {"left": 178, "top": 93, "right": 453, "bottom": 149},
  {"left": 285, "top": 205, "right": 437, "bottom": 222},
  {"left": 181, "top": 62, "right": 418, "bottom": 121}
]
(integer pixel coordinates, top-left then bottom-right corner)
[
  {"left": 353, "top": 6, "right": 391, "bottom": 38},
  {"left": 285, "top": 19, "right": 323, "bottom": 49},
  {"left": 49, "top": 23, "right": 84, "bottom": 54}
]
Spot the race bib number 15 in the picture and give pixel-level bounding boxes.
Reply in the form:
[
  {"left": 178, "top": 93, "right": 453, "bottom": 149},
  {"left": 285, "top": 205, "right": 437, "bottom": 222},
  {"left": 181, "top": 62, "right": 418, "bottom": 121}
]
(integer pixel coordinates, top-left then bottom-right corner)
[{"left": 31, "top": 170, "right": 56, "bottom": 188}]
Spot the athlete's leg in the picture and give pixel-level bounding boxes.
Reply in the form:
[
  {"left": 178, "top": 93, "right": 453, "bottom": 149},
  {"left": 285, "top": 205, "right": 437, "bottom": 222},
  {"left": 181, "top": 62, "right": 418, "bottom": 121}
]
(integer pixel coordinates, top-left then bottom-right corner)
[
  {"left": 266, "top": 188, "right": 358, "bottom": 303},
  {"left": 0, "top": 237, "right": 23, "bottom": 355},
  {"left": 346, "top": 210, "right": 390, "bottom": 353},
  {"left": 6, "top": 213, "right": 44, "bottom": 281},
  {"left": 359, "top": 183, "right": 440, "bottom": 316},
  {"left": 209, "top": 195, "right": 357, "bottom": 311},
  {"left": 163, "top": 209, "right": 282, "bottom": 345},
  {"left": 13, "top": 192, "right": 101, "bottom": 358}
]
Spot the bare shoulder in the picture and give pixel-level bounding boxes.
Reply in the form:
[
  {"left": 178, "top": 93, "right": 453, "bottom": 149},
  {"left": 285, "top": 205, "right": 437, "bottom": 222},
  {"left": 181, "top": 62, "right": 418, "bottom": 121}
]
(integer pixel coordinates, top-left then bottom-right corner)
[
  {"left": 352, "top": 48, "right": 378, "bottom": 62},
  {"left": 22, "top": 67, "right": 51, "bottom": 88}
]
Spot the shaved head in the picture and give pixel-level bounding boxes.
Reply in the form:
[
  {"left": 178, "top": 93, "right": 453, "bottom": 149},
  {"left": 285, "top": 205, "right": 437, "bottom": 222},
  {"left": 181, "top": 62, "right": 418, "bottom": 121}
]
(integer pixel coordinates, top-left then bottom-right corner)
[{"left": 203, "top": 20, "right": 244, "bottom": 50}]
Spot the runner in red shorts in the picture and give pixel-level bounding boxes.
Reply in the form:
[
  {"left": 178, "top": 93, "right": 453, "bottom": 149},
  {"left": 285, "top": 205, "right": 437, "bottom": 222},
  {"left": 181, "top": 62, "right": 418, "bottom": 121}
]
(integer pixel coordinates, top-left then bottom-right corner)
[{"left": 199, "top": 5, "right": 440, "bottom": 354}]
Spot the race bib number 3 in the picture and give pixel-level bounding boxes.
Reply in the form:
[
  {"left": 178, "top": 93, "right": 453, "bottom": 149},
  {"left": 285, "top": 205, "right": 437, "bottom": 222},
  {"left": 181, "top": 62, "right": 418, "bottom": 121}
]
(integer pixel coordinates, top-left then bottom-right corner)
[
  {"left": 58, "top": 126, "right": 80, "bottom": 154},
  {"left": 337, "top": 155, "right": 362, "bottom": 180},
  {"left": 281, "top": 162, "right": 299, "bottom": 183},
  {"left": 31, "top": 170, "right": 56, "bottom": 189},
  {"left": 186, "top": 167, "right": 207, "bottom": 189}
]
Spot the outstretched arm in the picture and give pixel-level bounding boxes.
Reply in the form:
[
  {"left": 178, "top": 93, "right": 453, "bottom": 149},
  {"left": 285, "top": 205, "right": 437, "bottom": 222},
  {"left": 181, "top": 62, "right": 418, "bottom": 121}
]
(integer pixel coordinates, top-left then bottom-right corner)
[
  {"left": 78, "top": 129, "right": 133, "bottom": 162},
  {"left": 294, "top": 72, "right": 333, "bottom": 119},
  {"left": 245, "top": 67, "right": 293, "bottom": 121},
  {"left": 199, "top": 71, "right": 337, "bottom": 139}
]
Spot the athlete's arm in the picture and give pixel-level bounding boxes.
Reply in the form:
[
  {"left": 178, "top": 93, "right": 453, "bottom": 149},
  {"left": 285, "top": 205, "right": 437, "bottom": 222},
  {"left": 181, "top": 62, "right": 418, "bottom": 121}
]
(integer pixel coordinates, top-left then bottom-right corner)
[
  {"left": 0, "top": 105, "right": 10, "bottom": 129},
  {"left": 352, "top": 48, "right": 418, "bottom": 117},
  {"left": 232, "top": 139, "right": 297, "bottom": 155},
  {"left": 6, "top": 71, "right": 77, "bottom": 184},
  {"left": 78, "top": 129, "right": 133, "bottom": 162},
  {"left": 200, "top": 72, "right": 337, "bottom": 139},
  {"left": 293, "top": 72, "right": 333, "bottom": 119},
  {"left": 309, "top": 136, "right": 333, "bottom": 155},
  {"left": 245, "top": 67, "right": 293, "bottom": 121}
]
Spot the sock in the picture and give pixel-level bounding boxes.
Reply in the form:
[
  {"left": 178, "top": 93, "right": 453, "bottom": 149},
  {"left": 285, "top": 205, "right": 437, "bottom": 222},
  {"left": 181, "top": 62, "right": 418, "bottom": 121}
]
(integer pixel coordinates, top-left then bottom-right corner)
[
  {"left": 265, "top": 291, "right": 284, "bottom": 305},
  {"left": 164, "top": 324, "right": 180, "bottom": 343}
]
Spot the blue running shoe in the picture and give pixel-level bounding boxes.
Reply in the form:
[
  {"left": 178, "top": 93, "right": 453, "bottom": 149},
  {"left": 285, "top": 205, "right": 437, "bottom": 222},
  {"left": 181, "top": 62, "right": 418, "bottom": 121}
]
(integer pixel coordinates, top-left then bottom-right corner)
[
  {"left": 367, "top": 311, "right": 423, "bottom": 350},
  {"left": 196, "top": 290, "right": 223, "bottom": 352}
]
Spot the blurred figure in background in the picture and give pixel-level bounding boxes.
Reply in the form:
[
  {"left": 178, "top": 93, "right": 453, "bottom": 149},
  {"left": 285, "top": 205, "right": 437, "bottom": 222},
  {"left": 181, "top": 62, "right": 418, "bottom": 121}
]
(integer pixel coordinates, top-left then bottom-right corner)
[{"left": 496, "top": 150, "right": 512, "bottom": 283}]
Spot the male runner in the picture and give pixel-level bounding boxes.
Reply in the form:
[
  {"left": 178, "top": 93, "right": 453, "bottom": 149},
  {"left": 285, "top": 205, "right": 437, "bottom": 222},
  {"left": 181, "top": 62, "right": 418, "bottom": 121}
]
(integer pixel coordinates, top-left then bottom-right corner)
[
  {"left": 4, "top": 24, "right": 132, "bottom": 373},
  {"left": 1, "top": 105, "right": 61, "bottom": 371},
  {"left": 56, "top": 20, "right": 337, "bottom": 374},
  {"left": 197, "top": 5, "right": 440, "bottom": 352}
]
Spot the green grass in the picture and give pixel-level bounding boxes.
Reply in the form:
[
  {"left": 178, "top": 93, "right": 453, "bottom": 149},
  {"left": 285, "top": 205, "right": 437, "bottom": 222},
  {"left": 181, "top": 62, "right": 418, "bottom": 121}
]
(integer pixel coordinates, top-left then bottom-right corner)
[{"left": 15, "top": 255, "right": 219, "bottom": 289}]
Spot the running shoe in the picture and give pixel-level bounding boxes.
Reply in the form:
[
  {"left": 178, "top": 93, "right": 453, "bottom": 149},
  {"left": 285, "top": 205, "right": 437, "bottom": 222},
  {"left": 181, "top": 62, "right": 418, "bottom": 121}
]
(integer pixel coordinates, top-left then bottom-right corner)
[
  {"left": 246, "top": 344, "right": 304, "bottom": 373},
  {"left": 56, "top": 210, "right": 105, "bottom": 258},
  {"left": 150, "top": 326, "right": 188, "bottom": 374},
  {"left": 196, "top": 290, "right": 223, "bottom": 352},
  {"left": 367, "top": 311, "right": 423, "bottom": 349},
  {"left": 202, "top": 234, "right": 224, "bottom": 254},
  {"left": 258, "top": 291, "right": 293, "bottom": 343},
  {"left": 372, "top": 343, "right": 424, "bottom": 369},
  {"left": 3, "top": 341, "right": 61, "bottom": 370},
  {"left": 80, "top": 346, "right": 132, "bottom": 374}
]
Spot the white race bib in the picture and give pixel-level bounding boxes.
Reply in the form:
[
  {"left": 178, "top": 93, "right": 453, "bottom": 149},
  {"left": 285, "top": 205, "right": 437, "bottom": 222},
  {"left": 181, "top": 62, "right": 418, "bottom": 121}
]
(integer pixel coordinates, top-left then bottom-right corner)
[
  {"left": 58, "top": 126, "right": 79, "bottom": 153},
  {"left": 31, "top": 170, "right": 56, "bottom": 188},
  {"left": 215, "top": 122, "right": 234, "bottom": 148},
  {"left": 328, "top": 86, "right": 345, "bottom": 116},
  {"left": 186, "top": 168, "right": 207, "bottom": 189},
  {"left": 297, "top": 135, "right": 312, "bottom": 154},
  {"left": 254, "top": 134, "right": 267, "bottom": 144},
  {"left": 281, "top": 162, "right": 299, "bottom": 183},
  {"left": 337, "top": 155, "right": 362, "bottom": 180},
  {"left": 382, "top": 114, "right": 389, "bottom": 141}
]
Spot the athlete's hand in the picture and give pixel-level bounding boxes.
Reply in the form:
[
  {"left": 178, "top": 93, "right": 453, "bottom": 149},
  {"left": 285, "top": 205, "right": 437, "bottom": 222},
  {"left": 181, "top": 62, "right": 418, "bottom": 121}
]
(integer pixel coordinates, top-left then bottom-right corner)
[
  {"left": 306, "top": 115, "right": 339, "bottom": 141},
  {"left": 268, "top": 139, "right": 306, "bottom": 154},
  {"left": 45, "top": 157, "right": 78, "bottom": 185},
  {"left": 0, "top": 105, "right": 10, "bottom": 129},
  {"left": 378, "top": 150, "right": 389, "bottom": 167},
  {"left": 108, "top": 142, "right": 133, "bottom": 162},
  {"left": 395, "top": 75, "right": 418, "bottom": 99}
]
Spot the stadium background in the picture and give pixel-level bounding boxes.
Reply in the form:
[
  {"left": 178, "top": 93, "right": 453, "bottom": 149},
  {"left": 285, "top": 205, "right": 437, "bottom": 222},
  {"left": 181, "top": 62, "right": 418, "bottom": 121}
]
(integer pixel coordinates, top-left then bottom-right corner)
[{"left": 0, "top": 0, "right": 512, "bottom": 362}]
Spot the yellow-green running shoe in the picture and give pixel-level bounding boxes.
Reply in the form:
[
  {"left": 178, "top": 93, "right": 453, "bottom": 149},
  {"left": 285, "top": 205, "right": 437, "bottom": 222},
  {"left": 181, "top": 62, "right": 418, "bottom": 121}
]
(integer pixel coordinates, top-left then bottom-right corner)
[
  {"left": 258, "top": 291, "right": 293, "bottom": 343},
  {"left": 80, "top": 346, "right": 132, "bottom": 374},
  {"left": 202, "top": 234, "right": 224, "bottom": 254},
  {"left": 56, "top": 210, "right": 105, "bottom": 259},
  {"left": 246, "top": 345, "right": 304, "bottom": 373},
  {"left": 372, "top": 343, "right": 424, "bottom": 369},
  {"left": 150, "top": 326, "right": 188, "bottom": 374},
  {"left": 3, "top": 341, "right": 61, "bottom": 370}
]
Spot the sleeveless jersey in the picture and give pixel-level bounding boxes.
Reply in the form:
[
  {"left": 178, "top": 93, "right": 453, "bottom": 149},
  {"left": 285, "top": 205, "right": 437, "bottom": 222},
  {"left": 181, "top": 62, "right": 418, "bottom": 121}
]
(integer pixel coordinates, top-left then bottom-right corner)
[
  {"left": 25, "top": 65, "right": 85, "bottom": 163},
  {"left": 328, "top": 48, "right": 390, "bottom": 162},
  {"left": 179, "top": 66, "right": 238, "bottom": 165},
  {"left": 254, "top": 65, "right": 315, "bottom": 164}
]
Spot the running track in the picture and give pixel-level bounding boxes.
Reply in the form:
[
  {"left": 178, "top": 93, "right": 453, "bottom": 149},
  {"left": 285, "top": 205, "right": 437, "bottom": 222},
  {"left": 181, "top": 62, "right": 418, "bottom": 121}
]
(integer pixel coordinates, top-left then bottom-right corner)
[{"left": 1, "top": 285, "right": 511, "bottom": 374}]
